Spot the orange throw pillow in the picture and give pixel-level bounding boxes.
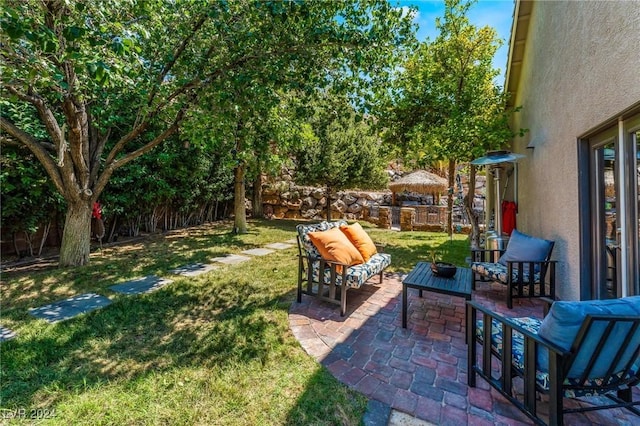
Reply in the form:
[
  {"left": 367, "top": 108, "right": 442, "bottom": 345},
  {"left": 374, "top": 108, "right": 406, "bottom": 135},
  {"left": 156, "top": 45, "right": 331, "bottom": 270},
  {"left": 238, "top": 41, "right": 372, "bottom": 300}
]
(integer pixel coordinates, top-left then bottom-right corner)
[
  {"left": 308, "top": 227, "right": 364, "bottom": 272},
  {"left": 340, "top": 222, "right": 377, "bottom": 262}
]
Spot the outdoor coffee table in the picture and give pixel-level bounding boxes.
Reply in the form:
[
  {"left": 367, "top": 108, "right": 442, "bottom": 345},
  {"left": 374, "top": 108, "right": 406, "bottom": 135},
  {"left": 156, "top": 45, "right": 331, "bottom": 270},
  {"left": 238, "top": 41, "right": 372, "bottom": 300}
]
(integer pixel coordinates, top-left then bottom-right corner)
[{"left": 402, "top": 262, "right": 472, "bottom": 328}]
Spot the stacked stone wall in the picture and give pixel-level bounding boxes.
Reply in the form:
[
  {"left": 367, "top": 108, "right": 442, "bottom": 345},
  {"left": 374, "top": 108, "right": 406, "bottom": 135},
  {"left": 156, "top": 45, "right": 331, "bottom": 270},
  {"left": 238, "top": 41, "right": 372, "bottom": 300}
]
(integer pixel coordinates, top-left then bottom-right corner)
[{"left": 261, "top": 182, "right": 392, "bottom": 222}]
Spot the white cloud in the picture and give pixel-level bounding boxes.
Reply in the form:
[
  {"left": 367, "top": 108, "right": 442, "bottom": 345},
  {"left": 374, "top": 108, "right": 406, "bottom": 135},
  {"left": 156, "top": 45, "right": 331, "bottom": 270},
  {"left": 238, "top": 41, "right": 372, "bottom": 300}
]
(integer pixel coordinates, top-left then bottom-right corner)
[{"left": 400, "top": 6, "right": 420, "bottom": 21}]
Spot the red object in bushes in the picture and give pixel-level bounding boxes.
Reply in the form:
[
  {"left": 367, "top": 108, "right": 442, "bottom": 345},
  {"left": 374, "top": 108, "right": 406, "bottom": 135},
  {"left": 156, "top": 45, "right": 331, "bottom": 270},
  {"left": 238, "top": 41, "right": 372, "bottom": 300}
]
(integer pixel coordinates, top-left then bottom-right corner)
[
  {"left": 502, "top": 200, "right": 517, "bottom": 236},
  {"left": 92, "top": 202, "right": 102, "bottom": 220}
]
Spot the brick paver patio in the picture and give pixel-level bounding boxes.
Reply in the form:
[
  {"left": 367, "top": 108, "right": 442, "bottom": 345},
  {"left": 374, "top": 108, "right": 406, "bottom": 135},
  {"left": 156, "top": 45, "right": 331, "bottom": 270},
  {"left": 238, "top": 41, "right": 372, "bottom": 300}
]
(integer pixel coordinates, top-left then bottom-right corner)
[{"left": 289, "top": 272, "right": 639, "bottom": 425}]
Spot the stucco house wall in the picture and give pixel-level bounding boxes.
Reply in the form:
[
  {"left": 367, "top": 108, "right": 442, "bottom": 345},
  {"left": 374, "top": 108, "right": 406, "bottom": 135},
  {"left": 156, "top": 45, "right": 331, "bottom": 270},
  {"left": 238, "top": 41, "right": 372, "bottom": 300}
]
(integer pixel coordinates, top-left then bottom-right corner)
[{"left": 508, "top": 1, "right": 640, "bottom": 300}]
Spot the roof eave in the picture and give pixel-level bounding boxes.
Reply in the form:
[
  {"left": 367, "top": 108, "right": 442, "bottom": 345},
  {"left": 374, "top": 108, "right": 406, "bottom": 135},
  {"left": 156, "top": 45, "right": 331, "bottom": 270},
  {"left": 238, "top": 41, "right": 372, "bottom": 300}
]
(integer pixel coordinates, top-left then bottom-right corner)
[{"left": 505, "top": 0, "right": 534, "bottom": 108}]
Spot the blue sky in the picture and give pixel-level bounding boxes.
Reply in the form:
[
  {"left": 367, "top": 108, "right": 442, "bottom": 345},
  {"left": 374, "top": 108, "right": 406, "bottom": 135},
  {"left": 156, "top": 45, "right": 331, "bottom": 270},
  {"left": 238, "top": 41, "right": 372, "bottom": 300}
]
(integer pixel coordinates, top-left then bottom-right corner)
[{"left": 394, "top": 0, "right": 515, "bottom": 86}]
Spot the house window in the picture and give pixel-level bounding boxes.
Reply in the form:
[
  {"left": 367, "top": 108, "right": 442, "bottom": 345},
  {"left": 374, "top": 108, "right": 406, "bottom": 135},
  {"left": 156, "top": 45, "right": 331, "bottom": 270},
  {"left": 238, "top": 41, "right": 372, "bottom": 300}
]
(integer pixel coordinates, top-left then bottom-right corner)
[{"left": 579, "top": 106, "right": 640, "bottom": 300}]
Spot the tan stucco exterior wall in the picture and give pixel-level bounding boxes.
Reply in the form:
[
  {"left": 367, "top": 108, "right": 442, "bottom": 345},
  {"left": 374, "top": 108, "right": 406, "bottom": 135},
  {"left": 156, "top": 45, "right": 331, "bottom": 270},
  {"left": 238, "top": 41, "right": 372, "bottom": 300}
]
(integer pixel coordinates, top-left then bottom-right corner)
[{"left": 509, "top": 1, "right": 640, "bottom": 300}]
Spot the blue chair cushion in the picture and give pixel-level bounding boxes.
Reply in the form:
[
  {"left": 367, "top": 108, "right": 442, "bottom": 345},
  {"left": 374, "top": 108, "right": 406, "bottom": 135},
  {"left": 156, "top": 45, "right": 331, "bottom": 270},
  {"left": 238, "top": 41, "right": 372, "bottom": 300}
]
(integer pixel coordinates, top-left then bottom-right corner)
[
  {"left": 498, "top": 229, "right": 553, "bottom": 273},
  {"left": 537, "top": 296, "right": 640, "bottom": 378}
]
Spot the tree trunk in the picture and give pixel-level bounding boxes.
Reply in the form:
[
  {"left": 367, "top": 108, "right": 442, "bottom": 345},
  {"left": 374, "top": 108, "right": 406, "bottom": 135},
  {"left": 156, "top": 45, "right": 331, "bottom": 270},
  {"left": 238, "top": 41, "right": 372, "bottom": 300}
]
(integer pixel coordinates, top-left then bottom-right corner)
[
  {"left": 326, "top": 186, "right": 332, "bottom": 221},
  {"left": 233, "top": 163, "right": 247, "bottom": 234},
  {"left": 252, "top": 172, "right": 263, "bottom": 219},
  {"left": 38, "top": 221, "right": 51, "bottom": 256},
  {"left": 59, "top": 200, "right": 92, "bottom": 267},
  {"left": 446, "top": 159, "right": 455, "bottom": 237},
  {"left": 12, "top": 232, "right": 20, "bottom": 257}
]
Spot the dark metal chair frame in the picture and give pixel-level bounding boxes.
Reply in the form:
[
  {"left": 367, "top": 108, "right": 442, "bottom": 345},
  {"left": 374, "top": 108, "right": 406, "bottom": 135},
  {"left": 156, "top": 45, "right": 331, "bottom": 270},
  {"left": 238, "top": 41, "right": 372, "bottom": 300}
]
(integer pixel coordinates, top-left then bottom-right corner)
[
  {"left": 470, "top": 245, "right": 557, "bottom": 308},
  {"left": 296, "top": 237, "right": 385, "bottom": 316},
  {"left": 466, "top": 300, "right": 640, "bottom": 426}
]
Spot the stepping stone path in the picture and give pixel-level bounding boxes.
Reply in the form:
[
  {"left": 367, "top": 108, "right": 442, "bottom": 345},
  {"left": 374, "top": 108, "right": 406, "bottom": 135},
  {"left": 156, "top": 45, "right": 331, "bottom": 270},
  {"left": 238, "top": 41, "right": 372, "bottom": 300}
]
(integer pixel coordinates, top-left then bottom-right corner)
[
  {"left": 170, "top": 263, "right": 219, "bottom": 277},
  {"left": 241, "top": 248, "right": 275, "bottom": 256},
  {"left": 29, "top": 293, "right": 112, "bottom": 323},
  {"left": 264, "top": 242, "right": 295, "bottom": 250},
  {"left": 211, "top": 254, "right": 252, "bottom": 265},
  {"left": 0, "top": 326, "right": 17, "bottom": 342},
  {"left": 109, "top": 275, "right": 173, "bottom": 295},
  {"left": 23, "top": 237, "right": 296, "bottom": 325}
]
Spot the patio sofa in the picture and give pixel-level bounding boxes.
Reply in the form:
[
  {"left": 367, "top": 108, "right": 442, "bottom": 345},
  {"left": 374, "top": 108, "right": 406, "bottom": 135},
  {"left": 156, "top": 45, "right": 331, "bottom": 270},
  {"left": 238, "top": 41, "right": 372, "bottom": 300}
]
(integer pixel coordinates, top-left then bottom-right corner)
[
  {"left": 470, "top": 229, "right": 557, "bottom": 308},
  {"left": 296, "top": 220, "right": 391, "bottom": 316}
]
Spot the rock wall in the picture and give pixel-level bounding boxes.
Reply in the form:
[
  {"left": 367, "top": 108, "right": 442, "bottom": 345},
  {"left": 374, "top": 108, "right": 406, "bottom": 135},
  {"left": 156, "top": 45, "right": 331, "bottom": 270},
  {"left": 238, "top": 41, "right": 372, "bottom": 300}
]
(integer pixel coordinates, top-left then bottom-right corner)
[{"left": 261, "top": 182, "right": 391, "bottom": 221}]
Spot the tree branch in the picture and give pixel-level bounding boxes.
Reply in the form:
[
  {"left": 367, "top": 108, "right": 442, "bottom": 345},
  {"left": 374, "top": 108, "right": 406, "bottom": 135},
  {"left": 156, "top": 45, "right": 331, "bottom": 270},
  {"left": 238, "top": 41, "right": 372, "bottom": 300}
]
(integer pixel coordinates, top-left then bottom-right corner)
[
  {"left": 62, "top": 97, "right": 91, "bottom": 191},
  {"left": 147, "top": 14, "right": 209, "bottom": 107},
  {"left": 94, "top": 106, "right": 188, "bottom": 197},
  {"left": 0, "top": 116, "right": 66, "bottom": 195}
]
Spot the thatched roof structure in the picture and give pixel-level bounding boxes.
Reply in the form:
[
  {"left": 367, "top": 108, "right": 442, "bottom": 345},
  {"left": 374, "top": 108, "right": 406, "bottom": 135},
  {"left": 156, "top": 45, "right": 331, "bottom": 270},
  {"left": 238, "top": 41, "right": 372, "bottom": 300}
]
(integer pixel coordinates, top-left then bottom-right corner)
[{"left": 388, "top": 170, "right": 448, "bottom": 194}]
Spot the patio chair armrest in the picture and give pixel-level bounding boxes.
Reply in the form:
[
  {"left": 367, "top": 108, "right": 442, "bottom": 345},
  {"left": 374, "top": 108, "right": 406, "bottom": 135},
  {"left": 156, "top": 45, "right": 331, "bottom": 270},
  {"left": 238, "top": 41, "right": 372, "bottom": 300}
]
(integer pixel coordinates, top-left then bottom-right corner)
[
  {"left": 540, "top": 297, "right": 556, "bottom": 316},
  {"left": 466, "top": 300, "right": 569, "bottom": 356},
  {"left": 471, "top": 248, "right": 505, "bottom": 262},
  {"left": 505, "top": 260, "right": 557, "bottom": 266},
  {"left": 300, "top": 254, "right": 349, "bottom": 267},
  {"left": 298, "top": 253, "right": 321, "bottom": 262}
]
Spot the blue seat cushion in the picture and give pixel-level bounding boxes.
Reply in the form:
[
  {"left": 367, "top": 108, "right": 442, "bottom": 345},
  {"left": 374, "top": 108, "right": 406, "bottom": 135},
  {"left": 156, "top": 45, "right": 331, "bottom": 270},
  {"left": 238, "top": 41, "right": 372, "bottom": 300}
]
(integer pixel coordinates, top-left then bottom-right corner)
[
  {"left": 311, "top": 253, "right": 391, "bottom": 289},
  {"left": 471, "top": 262, "right": 541, "bottom": 284},
  {"left": 498, "top": 229, "right": 553, "bottom": 273},
  {"left": 537, "top": 296, "right": 640, "bottom": 378}
]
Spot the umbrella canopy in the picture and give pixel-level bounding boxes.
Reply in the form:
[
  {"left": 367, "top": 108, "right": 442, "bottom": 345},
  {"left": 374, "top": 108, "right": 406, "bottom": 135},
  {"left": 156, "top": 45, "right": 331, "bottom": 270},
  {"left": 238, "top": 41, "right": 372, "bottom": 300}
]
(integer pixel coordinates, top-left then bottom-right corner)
[
  {"left": 470, "top": 150, "right": 525, "bottom": 166},
  {"left": 388, "top": 170, "right": 448, "bottom": 194}
]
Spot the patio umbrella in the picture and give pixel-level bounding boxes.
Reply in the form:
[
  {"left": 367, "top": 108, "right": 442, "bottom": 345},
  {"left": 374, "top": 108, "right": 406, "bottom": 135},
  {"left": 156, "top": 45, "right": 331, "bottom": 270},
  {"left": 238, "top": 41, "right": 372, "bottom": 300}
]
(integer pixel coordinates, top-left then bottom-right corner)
[{"left": 388, "top": 170, "right": 448, "bottom": 194}]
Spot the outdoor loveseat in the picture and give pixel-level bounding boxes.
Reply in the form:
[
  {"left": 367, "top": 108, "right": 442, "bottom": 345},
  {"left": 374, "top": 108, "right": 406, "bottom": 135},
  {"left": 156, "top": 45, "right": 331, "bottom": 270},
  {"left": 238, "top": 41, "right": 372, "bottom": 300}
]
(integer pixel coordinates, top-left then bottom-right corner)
[
  {"left": 467, "top": 296, "right": 640, "bottom": 426},
  {"left": 296, "top": 220, "right": 391, "bottom": 316},
  {"left": 470, "top": 229, "right": 557, "bottom": 308}
]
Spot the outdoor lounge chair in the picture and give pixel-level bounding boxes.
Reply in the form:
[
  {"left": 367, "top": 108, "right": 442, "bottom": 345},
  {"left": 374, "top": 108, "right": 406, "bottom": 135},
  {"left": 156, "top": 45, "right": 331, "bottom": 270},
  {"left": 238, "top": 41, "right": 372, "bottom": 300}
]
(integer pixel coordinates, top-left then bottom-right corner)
[
  {"left": 466, "top": 296, "right": 640, "bottom": 426},
  {"left": 470, "top": 229, "right": 557, "bottom": 308}
]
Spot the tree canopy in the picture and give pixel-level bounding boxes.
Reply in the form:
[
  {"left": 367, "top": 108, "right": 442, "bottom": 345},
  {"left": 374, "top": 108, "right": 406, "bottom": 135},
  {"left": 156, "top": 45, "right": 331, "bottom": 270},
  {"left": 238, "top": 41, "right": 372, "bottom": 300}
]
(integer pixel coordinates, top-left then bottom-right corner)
[
  {"left": 1, "top": 0, "right": 415, "bottom": 265},
  {"left": 375, "top": 0, "right": 518, "bottom": 237}
]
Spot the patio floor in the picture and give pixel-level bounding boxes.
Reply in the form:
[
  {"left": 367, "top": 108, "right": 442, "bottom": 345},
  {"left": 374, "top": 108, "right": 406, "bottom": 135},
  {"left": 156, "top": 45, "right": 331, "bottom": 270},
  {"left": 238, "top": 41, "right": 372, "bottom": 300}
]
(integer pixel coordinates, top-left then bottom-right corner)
[{"left": 289, "top": 272, "right": 640, "bottom": 425}]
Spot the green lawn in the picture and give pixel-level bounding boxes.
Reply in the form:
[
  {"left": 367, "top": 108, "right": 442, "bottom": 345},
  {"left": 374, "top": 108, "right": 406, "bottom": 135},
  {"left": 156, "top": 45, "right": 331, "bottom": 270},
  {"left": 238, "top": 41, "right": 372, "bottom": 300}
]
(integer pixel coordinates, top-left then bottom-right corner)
[{"left": 0, "top": 219, "right": 469, "bottom": 425}]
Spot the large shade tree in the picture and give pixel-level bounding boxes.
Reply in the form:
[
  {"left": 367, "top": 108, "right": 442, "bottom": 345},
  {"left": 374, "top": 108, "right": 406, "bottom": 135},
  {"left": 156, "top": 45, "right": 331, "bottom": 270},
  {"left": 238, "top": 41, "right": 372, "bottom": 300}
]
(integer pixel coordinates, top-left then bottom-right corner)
[
  {"left": 377, "top": 0, "right": 518, "bottom": 242},
  {"left": 1, "top": 0, "right": 414, "bottom": 266}
]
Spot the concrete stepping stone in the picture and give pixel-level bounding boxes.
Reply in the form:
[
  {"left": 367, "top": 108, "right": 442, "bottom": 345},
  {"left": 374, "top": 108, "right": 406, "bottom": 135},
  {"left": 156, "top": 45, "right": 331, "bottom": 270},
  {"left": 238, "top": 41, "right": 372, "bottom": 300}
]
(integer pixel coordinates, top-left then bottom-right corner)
[
  {"left": 211, "top": 254, "right": 251, "bottom": 265},
  {"left": 264, "top": 242, "right": 295, "bottom": 250},
  {"left": 170, "top": 263, "right": 218, "bottom": 276},
  {"left": 109, "top": 275, "right": 173, "bottom": 295},
  {"left": 29, "top": 293, "right": 112, "bottom": 323},
  {"left": 0, "top": 326, "right": 17, "bottom": 342},
  {"left": 241, "top": 248, "right": 275, "bottom": 256}
]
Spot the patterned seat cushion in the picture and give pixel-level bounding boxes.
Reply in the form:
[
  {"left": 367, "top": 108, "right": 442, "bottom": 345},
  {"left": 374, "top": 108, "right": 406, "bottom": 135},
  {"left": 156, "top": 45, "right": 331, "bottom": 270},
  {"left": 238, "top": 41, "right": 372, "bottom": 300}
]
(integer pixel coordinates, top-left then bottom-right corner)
[
  {"left": 476, "top": 317, "right": 637, "bottom": 397},
  {"left": 311, "top": 253, "right": 391, "bottom": 289},
  {"left": 471, "top": 261, "right": 541, "bottom": 284},
  {"left": 297, "top": 221, "right": 347, "bottom": 258}
]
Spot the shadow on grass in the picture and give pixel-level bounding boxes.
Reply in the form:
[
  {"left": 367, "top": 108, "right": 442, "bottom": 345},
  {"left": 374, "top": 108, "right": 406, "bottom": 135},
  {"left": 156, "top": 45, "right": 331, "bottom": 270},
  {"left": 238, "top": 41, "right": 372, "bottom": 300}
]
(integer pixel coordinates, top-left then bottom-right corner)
[
  {"left": 1, "top": 274, "right": 296, "bottom": 409},
  {"left": 0, "top": 218, "right": 469, "bottom": 424}
]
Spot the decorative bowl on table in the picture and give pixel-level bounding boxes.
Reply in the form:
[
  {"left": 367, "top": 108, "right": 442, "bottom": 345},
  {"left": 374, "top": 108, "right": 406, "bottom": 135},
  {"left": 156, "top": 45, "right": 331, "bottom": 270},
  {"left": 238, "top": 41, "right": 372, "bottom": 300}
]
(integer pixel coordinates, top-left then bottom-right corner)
[{"left": 430, "top": 262, "right": 457, "bottom": 278}]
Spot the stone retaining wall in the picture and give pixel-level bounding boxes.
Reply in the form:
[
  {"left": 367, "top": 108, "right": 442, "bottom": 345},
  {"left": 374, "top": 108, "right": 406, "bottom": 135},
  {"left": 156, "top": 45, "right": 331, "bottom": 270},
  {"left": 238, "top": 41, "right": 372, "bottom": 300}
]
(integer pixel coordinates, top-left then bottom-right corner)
[{"left": 261, "top": 183, "right": 392, "bottom": 221}]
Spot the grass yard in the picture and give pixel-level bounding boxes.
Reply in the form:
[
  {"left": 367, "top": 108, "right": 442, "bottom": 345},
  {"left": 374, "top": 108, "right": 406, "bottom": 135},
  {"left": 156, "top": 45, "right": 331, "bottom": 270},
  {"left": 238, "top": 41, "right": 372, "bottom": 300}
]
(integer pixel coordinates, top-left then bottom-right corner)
[{"left": 0, "top": 219, "right": 469, "bottom": 425}]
